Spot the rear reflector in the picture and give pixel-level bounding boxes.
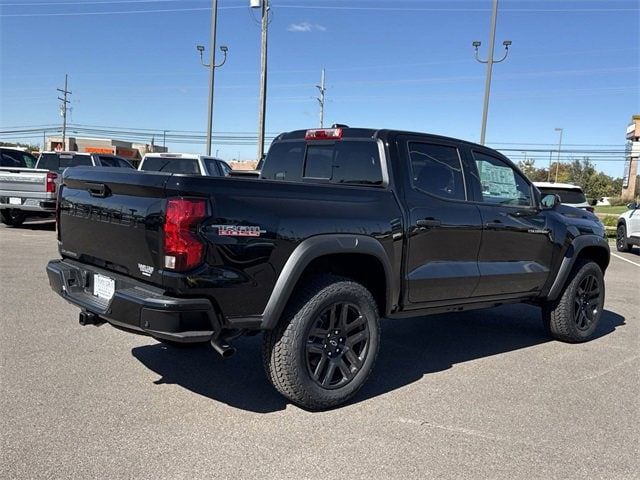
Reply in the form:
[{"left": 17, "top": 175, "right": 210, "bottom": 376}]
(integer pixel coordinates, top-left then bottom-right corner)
[
  {"left": 164, "top": 198, "right": 207, "bottom": 272},
  {"left": 305, "top": 128, "right": 343, "bottom": 140}
]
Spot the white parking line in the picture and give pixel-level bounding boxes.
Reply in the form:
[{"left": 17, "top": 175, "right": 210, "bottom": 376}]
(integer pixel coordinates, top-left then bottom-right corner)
[{"left": 611, "top": 252, "right": 640, "bottom": 267}]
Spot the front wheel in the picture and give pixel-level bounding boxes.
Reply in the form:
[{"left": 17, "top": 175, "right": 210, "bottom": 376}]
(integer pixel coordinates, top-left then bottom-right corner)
[
  {"left": 1, "top": 209, "right": 26, "bottom": 227},
  {"left": 262, "top": 275, "right": 380, "bottom": 410},
  {"left": 616, "top": 224, "right": 631, "bottom": 252},
  {"left": 543, "top": 259, "right": 605, "bottom": 343}
]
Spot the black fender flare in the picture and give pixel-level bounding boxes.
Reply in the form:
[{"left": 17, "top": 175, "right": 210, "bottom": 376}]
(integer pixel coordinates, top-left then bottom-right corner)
[
  {"left": 546, "top": 234, "right": 610, "bottom": 301},
  {"left": 260, "top": 234, "right": 394, "bottom": 330}
]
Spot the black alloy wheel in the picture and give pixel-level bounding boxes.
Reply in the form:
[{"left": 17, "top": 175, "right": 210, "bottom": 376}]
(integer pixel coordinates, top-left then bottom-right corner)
[
  {"left": 616, "top": 225, "right": 630, "bottom": 252},
  {"left": 305, "top": 302, "right": 370, "bottom": 389},
  {"left": 573, "top": 273, "right": 601, "bottom": 332}
]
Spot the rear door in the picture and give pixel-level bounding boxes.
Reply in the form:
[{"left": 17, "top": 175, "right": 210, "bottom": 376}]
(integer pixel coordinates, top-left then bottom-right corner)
[
  {"left": 398, "top": 136, "right": 483, "bottom": 305},
  {"left": 467, "top": 148, "right": 553, "bottom": 296}
]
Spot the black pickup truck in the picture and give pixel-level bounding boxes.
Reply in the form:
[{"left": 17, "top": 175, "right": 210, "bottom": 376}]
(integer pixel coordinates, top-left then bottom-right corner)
[{"left": 46, "top": 127, "right": 609, "bottom": 409}]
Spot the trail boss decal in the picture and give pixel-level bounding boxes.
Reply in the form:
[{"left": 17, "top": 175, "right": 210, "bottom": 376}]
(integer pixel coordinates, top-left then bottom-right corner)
[
  {"left": 212, "top": 225, "right": 266, "bottom": 237},
  {"left": 137, "top": 263, "right": 154, "bottom": 276}
]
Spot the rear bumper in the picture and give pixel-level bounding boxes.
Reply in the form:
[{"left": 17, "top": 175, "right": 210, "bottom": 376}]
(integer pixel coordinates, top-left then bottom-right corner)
[
  {"left": 46, "top": 259, "right": 221, "bottom": 343},
  {"left": 0, "top": 195, "right": 56, "bottom": 212}
]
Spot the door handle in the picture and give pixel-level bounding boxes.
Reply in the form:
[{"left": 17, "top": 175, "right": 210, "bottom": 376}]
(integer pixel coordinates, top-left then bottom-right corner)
[
  {"left": 87, "top": 183, "right": 110, "bottom": 198},
  {"left": 485, "top": 220, "right": 503, "bottom": 228},
  {"left": 416, "top": 218, "right": 441, "bottom": 228}
]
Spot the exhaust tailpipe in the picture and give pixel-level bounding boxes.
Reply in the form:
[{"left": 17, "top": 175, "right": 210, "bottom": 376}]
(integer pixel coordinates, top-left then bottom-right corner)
[{"left": 210, "top": 338, "right": 236, "bottom": 358}]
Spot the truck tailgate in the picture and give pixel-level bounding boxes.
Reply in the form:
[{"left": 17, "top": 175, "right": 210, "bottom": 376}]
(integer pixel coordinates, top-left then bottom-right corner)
[
  {"left": 0, "top": 167, "right": 49, "bottom": 195},
  {"left": 59, "top": 167, "right": 170, "bottom": 284}
]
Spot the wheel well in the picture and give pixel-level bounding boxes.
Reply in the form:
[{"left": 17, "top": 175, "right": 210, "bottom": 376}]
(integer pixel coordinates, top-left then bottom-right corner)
[
  {"left": 576, "top": 246, "right": 610, "bottom": 273},
  {"left": 298, "top": 253, "right": 387, "bottom": 315}
]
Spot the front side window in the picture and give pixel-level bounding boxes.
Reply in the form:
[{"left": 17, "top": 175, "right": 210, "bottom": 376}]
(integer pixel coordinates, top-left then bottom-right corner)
[
  {"left": 473, "top": 151, "right": 532, "bottom": 206},
  {"left": 218, "top": 161, "right": 231, "bottom": 176},
  {"left": 409, "top": 142, "right": 466, "bottom": 200}
]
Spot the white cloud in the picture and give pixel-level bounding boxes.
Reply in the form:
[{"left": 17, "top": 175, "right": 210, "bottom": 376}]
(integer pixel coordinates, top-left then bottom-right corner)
[{"left": 287, "top": 22, "right": 326, "bottom": 32}]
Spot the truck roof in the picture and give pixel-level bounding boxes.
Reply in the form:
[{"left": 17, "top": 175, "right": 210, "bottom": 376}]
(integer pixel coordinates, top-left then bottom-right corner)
[
  {"left": 533, "top": 182, "right": 583, "bottom": 190},
  {"left": 142, "top": 153, "right": 223, "bottom": 161},
  {"left": 274, "top": 127, "right": 489, "bottom": 151}
]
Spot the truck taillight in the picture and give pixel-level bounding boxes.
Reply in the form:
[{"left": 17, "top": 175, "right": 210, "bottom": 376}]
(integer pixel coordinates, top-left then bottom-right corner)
[
  {"left": 46, "top": 172, "right": 57, "bottom": 194},
  {"left": 163, "top": 198, "right": 207, "bottom": 271}
]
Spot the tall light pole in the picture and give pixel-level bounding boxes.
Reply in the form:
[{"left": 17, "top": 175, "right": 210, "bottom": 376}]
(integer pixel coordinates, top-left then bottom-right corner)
[
  {"left": 554, "top": 127, "right": 564, "bottom": 183},
  {"left": 196, "top": 0, "right": 228, "bottom": 156},
  {"left": 252, "top": 0, "right": 269, "bottom": 161},
  {"left": 57, "top": 74, "right": 71, "bottom": 150},
  {"left": 316, "top": 68, "right": 326, "bottom": 128},
  {"left": 472, "top": 0, "right": 512, "bottom": 145}
]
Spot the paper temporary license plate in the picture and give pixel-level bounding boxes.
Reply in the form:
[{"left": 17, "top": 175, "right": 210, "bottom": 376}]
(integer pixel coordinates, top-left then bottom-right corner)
[
  {"left": 9, "top": 197, "right": 22, "bottom": 205},
  {"left": 93, "top": 274, "right": 115, "bottom": 300}
]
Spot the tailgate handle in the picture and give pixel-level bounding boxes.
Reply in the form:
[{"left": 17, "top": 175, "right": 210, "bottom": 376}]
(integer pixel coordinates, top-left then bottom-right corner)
[{"left": 87, "top": 183, "right": 111, "bottom": 198}]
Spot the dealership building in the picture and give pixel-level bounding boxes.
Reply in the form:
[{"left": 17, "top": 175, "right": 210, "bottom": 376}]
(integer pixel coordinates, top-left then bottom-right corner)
[{"left": 45, "top": 136, "right": 168, "bottom": 166}]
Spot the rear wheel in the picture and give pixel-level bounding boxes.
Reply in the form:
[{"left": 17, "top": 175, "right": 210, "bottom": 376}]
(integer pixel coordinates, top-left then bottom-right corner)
[
  {"left": 1, "top": 209, "right": 26, "bottom": 227},
  {"left": 543, "top": 259, "right": 605, "bottom": 343},
  {"left": 262, "top": 275, "right": 380, "bottom": 410},
  {"left": 616, "top": 224, "right": 631, "bottom": 252}
]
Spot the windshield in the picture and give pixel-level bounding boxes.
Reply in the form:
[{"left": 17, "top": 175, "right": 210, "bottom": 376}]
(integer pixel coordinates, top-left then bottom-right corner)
[
  {"left": 36, "top": 153, "right": 92, "bottom": 172},
  {"left": 538, "top": 187, "right": 587, "bottom": 204}
]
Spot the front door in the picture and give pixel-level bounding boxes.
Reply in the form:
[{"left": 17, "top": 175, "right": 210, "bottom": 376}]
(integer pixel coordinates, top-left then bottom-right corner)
[
  {"left": 468, "top": 149, "right": 554, "bottom": 296},
  {"left": 400, "top": 137, "right": 483, "bottom": 305}
]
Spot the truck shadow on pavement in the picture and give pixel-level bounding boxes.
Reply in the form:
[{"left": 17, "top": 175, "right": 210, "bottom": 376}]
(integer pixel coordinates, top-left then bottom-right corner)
[{"left": 131, "top": 304, "right": 625, "bottom": 413}]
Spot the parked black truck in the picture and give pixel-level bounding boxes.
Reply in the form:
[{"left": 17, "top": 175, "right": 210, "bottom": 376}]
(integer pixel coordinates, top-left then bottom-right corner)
[{"left": 46, "top": 127, "right": 609, "bottom": 409}]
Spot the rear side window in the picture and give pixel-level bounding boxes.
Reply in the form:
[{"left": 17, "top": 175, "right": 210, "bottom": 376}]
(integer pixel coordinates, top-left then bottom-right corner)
[
  {"left": 472, "top": 151, "right": 532, "bottom": 206},
  {"left": 98, "top": 156, "right": 118, "bottom": 167},
  {"left": 261, "top": 142, "right": 304, "bottom": 182},
  {"left": 409, "top": 142, "right": 466, "bottom": 200},
  {"left": 202, "top": 158, "right": 222, "bottom": 176},
  {"left": 141, "top": 157, "right": 201, "bottom": 175},
  {"left": 37, "top": 153, "right": 92, "bottom": 171},
  {"left": 261, "top": 140, "right": 383, "bottom": 185}
]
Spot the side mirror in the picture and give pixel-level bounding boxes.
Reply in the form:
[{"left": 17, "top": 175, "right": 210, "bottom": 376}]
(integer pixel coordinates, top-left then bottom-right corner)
[
  {"left": 628, "top": 202, "right": 639, "bottom": 210},
  {"left": 541, "top": 193, "right": 560, "bottom": 210}
]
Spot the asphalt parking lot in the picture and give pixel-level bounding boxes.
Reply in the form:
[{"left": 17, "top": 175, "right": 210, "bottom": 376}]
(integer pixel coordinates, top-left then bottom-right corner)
[{"left": 1, "top": 219, "right": 638, "bottom": 479}]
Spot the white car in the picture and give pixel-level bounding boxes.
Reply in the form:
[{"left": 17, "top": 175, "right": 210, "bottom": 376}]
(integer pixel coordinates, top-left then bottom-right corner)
[
  {"left": 138, "top": 153, "right": 231, "bottom": 176},
  {"left": 534, "top": 182, "right": 593, "bottom": 212},
  {"left": 616, "top": 202, "right": 640, "bottom": 252}
]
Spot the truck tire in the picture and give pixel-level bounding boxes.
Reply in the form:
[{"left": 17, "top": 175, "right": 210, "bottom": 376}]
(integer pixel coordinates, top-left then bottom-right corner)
[
  {"left": 262, "top": 275, "right": 380, "bottom": 410},
  {"left": 1, "top": 209, "right": 26, "bottom": 227},
  {"left": 616, "top": 224, "right": 631, "bottom": 252},
  {"left": 543, "top": 259, "right": 605, "bottom": 343}
]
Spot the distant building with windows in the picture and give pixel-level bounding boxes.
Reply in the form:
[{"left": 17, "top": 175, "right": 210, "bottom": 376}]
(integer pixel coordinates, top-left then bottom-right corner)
[{"left": 622, "top": 115, "right": 640, "bottom": 201}]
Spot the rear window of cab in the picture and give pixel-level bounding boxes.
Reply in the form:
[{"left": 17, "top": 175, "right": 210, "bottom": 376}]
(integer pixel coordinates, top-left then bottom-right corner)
[{"left": 261, "top": 140, "right": 383, "bottom": 185}]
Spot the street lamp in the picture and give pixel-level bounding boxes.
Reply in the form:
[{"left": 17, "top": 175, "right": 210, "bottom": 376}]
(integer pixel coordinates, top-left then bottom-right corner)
[
  {"left": 472, "top": 0, "right": 512, "bottom": 145},
  {"left": 554, "top": 127, "right": 564, "bottom": 183},
  {"left": 196, "top": 0, "right": 229, "bottom": 156}
]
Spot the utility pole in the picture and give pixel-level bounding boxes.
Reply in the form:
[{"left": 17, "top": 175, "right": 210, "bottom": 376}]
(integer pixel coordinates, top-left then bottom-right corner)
[
  {"left": 254, "top": 0, "right": 270, "bottom": 161},
  {"left": 316, "top": 68, "right": 326, "bottom": 128},
  {"left": 57, "top": 74, "right": 71, "bottom": 150},
  {"left": 196, "top": 0, "right": 228, "bottom": 156},
  {"left": 472, "top": 0, "right": 511, "bottom": 145},
  {"left": 554, "top": 127, "right": 564, "bottom": 183}
]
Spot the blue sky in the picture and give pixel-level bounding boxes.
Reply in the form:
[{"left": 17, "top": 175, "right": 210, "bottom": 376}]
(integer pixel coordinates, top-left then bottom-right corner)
[{"left": 1, "top": 0, "right": 638, "bottom": 176}]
